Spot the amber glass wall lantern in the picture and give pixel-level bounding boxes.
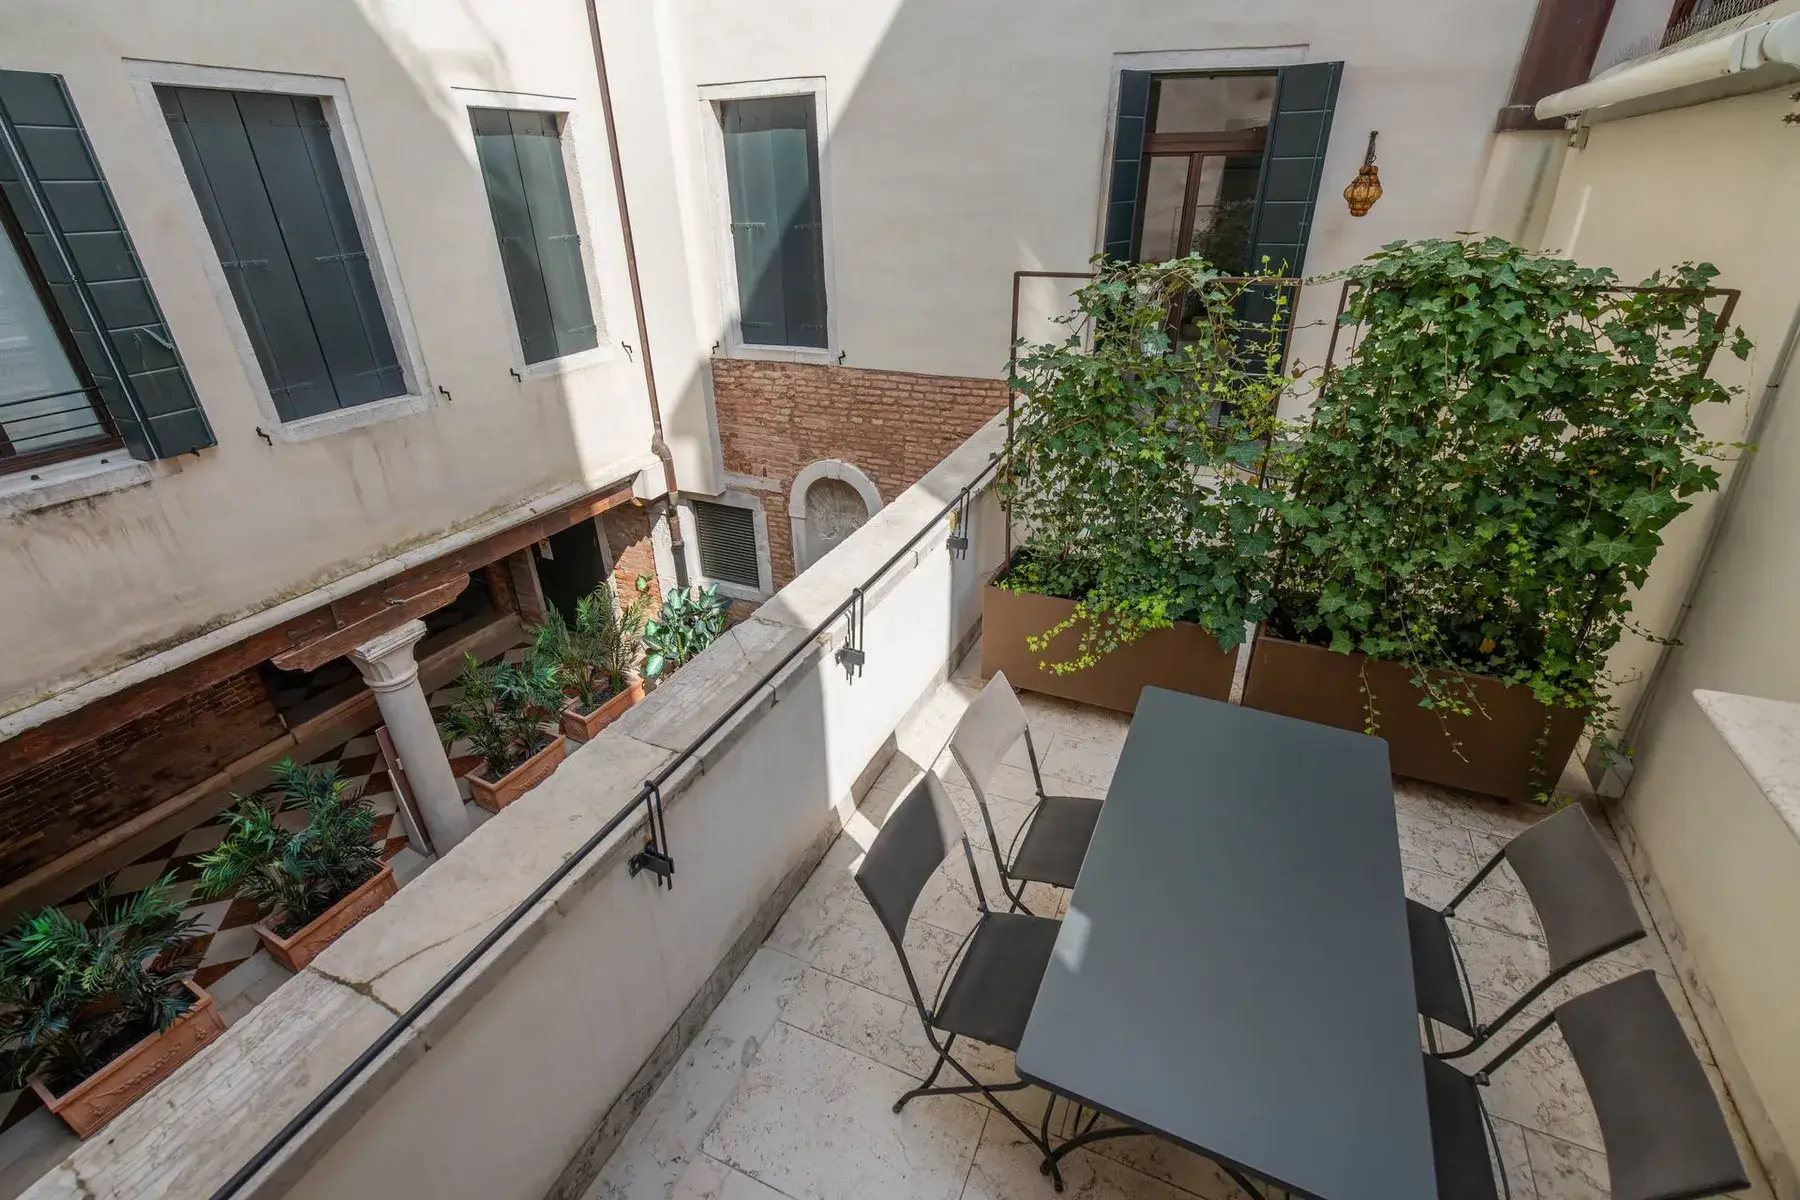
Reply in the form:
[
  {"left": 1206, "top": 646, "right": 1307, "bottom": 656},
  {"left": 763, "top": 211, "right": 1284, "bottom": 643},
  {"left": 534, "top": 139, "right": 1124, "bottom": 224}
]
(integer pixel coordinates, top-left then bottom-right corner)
[{"left": 1343, "top": 130, "right": 1383, "bottom": 217}]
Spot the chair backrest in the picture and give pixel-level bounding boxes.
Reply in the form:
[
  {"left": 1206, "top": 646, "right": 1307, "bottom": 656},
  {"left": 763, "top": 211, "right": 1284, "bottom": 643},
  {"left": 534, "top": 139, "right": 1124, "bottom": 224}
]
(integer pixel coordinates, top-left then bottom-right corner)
[
  {"left": 854, "top": 774, "right": 967, "bottom": 948},
  {"left": 950, "top": 672, "right": 1031, "bottom": 799},
  {"left": 1504, "top": 804, "right": 1645, "bottom": 972},
  {"left": 1555, "top": 971, "right": 1747, "bottom": 1200}
]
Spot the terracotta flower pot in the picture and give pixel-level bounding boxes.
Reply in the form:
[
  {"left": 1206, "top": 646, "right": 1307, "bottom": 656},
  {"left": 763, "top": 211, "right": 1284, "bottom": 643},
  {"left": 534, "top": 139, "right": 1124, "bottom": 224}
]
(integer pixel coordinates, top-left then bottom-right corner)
[
  {"left": 31, "top": 981, "right": 225, "bottom": 1139},
  {"left": 467, "top": 735, "right": 567, "bottom": 812},
  {"left": 560, "top": 678, "right": 646, "bottom": 742},
  {"left": 980, "top": 583, "right": 1238, "bottom": 714},
  {"left": 253, "top": 863, "right": 398, "bottom": 973},
  {"left": 1239, "top": 625, "right": 1586, "bottom": 803}
]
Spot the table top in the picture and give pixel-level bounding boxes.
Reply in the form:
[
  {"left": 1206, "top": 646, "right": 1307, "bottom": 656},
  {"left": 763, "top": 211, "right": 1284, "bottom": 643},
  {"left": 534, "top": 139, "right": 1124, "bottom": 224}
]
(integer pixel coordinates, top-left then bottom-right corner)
[{"left": 1015, "top": 688, "right": 1436, "bottom": 1200}]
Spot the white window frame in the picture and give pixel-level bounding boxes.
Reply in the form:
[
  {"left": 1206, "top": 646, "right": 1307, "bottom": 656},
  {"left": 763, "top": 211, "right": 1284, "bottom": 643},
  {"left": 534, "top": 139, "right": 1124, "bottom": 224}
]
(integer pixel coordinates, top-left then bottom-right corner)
[
  {"left": 678, "top": 490, "right": 773, "bottom": 602},
  {"left": 697, "top": 77, "right": 838, "bottom": 364},
  {"left": 453, "top": 86, "right": 616, "bottom": 382},
  {"left": 126, "top": 61, "right": 433, "bottom": 444}
]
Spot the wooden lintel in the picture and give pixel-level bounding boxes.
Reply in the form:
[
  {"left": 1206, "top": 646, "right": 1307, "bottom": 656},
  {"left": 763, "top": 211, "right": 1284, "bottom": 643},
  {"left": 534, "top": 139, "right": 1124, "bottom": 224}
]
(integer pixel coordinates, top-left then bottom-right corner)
[
  {"left": 0, "top": 482, "right": 638, "bottom": 779},
  {"left": 270, "top": 576, "right": 470, "bottom": 673}
]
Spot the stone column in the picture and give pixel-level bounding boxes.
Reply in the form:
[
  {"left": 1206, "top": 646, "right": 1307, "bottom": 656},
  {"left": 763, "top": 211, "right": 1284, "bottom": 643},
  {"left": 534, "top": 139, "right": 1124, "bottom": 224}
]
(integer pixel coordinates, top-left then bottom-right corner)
[{"left": 350, "top": 619, "right": 471, "bottom": 854}]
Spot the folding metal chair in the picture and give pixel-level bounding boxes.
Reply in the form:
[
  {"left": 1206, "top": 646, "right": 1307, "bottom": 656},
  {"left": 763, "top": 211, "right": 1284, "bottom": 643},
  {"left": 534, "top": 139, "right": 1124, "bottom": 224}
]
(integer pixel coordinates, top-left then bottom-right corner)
[
  {"left": 949, "top": 671, "right": 1102, "bottom": 914},
  {"left": 853, "top": 773, "right": 1068, "bottom": 1187},
  {"left": 1425, "top": 970, "right": 1747, "bottom": 1200},
  {"left": 1410, "top": 803, "right": 1646, "bottom": 1058}
]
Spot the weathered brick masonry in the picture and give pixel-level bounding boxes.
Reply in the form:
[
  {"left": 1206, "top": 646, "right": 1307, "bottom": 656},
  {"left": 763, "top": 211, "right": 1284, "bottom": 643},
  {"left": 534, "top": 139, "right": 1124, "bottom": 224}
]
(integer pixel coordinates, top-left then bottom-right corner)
[
  {"left": 0, "top": 670, "right": 284, "bottom": 886},
  {"left": 709, "top": 359, "right": 1008, "bottom": 586}
]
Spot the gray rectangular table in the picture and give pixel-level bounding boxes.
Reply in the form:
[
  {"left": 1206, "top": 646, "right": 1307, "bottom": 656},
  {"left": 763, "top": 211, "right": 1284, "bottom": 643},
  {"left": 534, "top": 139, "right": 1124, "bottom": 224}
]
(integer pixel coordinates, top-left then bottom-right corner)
[{"left": 1014, "top": 687, "right": 1436, "bottom": 1200}]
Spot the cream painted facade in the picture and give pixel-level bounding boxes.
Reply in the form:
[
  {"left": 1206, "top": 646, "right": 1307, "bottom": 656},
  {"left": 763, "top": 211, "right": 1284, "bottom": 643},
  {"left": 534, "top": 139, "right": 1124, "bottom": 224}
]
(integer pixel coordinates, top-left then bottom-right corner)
[
  {"left": 0, "top": 0, "right": 687, "bottom": 720},
  {"left": 1527, "top": 81, "right": 1800, "bottom": 1195}
]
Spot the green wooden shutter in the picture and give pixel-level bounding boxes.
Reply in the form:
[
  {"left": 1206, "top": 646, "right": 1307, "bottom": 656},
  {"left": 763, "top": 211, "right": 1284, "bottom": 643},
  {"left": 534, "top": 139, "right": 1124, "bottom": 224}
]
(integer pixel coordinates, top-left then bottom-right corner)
[
  {"left": 1246, "top": 62, "right": 1342, "bottom": 278},
  {"left": 471, "top": 108, "right": 598, "bottom": 365},
  {"left": 159, "top": 86, "right": 403, "bottom": 420},
  {"left": 722, "top": 96, "right": 826, "bottom": 349},
  {"left": 1102, "top": 71, "right": 1152, "bottom": 262},
  {"left": 0, "top": 70, "right": 214, "bottom": 459}
]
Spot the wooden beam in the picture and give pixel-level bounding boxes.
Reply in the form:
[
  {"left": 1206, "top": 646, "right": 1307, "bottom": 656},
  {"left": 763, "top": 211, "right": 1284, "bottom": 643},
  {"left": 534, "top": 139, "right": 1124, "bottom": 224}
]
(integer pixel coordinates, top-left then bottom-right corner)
[
  {"left": 0, "top": 483, "right": 638, "bottom": 778},
  {"left": 270, "top": 575, "right": 470, "bottom": 673}
]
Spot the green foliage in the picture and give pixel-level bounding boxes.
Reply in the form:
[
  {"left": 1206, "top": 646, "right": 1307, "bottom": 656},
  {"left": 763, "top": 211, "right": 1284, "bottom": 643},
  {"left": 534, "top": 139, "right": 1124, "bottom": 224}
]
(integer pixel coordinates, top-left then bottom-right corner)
[
  {"left": 195, "top": 758, "right": 382, "bottom": 935},
  {"left": 0, "top": 875, "right": 201, "bottom": 1092},
  {"left": 641, "top": 577, "right": 728, "bottom": 679},
  {"left": 999, "top": 253, "right": 1294, "bottom": 670},
  {"left": 1269, "top": 237, "right": 1750, "bottom": 756},
  {"left": 530, "top": 585, "right": 649, "bottom": 712},
  {"left": 439, "top": 652, "right": 565, "bottom": 778}
]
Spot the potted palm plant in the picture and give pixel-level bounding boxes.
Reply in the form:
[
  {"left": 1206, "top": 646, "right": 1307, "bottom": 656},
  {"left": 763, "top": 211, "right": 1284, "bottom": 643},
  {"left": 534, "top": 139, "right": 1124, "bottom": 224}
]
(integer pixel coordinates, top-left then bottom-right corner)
[
  {"left": 641, "top": 578, "right": 729, "bottom": 680},
  {"left": 533, "top": 585, "right": 650, "bottom": 742},
  {"left": 195, "top": 758, "right": 396, "bottom": 972},
  {"left": 0, "top": 875, "right": 223, "bottom": 1138},
  {"left": 441, "top": 652, "right": 568, "bottom": 811}
]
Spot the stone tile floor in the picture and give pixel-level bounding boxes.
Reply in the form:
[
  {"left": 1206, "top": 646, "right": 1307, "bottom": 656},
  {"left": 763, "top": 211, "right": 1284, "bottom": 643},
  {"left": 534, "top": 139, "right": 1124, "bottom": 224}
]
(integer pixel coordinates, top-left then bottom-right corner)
[{"left": 590, "top": 666, "right": 1775, "bottom": 1200}]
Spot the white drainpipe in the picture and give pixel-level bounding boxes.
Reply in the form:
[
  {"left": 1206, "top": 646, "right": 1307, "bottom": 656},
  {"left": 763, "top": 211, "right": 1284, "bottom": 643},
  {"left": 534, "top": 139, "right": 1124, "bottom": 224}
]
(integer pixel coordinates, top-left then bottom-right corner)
[{"left": 1536, "top": 11, "right": 1800, "bottom": 119}]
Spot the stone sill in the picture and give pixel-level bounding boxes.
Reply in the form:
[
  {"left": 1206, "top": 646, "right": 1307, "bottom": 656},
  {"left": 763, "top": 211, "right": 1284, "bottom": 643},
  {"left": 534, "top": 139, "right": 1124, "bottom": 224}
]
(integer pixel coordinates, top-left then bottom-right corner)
[
  {"left": 0, "top": 452, "right": 155, "bottom": 518},
  {"left": 1694, "top": 688, "right": 1800, "bottom": 846}
]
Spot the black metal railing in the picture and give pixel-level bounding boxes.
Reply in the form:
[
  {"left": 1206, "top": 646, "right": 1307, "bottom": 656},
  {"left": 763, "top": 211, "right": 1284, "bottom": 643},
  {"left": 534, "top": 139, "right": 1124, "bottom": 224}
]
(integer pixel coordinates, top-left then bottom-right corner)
[{"left": 207, "top": 449, "right": 1003, "bottom": 1199}]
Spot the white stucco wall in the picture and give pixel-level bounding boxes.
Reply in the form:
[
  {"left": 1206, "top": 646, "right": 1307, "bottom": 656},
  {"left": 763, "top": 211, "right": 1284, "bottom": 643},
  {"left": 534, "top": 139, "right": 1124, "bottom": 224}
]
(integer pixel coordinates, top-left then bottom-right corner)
[
  {"left": 0, "top": 0, "right": 683, "bottom": 715},
  {"left": 1533, "top": 83, "right": 1800, "bottom": 1193},
  {"left": 633, "top": 0, "right": 1545, "bottom": 391}
]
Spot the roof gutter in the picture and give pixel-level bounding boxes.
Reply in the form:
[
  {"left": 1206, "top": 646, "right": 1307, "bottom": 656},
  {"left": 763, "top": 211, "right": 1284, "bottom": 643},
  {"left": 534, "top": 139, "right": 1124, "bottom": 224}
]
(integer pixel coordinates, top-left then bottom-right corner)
[{"left": 1537, "top": 10, "right": 1800, "bottom": 119}]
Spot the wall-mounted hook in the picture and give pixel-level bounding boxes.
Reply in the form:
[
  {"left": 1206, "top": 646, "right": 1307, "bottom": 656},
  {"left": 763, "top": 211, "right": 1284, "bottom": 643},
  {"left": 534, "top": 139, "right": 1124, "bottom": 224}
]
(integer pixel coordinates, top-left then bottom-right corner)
[
  {"left": 836, "top": 350, "right": 847, "bottom": 365},
  {"left": 509, "top": 368, "right": 523, "bottom": 383},
  {"left": 437, "top": 385, "right": 453, "bottom": 402},
  {"left": 255, "top": 426, "right": 273, "bottom": 446},
  {"left": 622, "top": 343, "right": 635, "bottom": 362},
  {"left": 711, "top": 341, "right": 721, "bottom": 354}
]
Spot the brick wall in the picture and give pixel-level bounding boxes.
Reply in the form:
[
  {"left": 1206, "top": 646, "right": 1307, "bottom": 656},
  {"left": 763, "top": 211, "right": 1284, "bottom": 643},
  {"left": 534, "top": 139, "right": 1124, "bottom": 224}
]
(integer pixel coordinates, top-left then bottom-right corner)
[
  {"left": 602, "top": 504, "right": 661, "bottom": 609},
  {"left": 0, "top": 671, "right": 284, "bottom": 886},
  {"left": 709, "top": 360, "right": 1008, "bottom": 587}
]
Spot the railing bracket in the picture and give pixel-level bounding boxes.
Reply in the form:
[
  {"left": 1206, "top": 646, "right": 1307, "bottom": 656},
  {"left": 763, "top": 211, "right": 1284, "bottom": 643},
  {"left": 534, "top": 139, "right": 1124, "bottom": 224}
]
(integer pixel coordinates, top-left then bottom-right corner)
[
  {"left": 835, "top": 588, "right": 867, "bottom": 679},
  {"left": 628, "top": 780, "right": 675, "bottom": 888},
  {"left": 946, "top": 486, "right": 972, "bottom": 557}
]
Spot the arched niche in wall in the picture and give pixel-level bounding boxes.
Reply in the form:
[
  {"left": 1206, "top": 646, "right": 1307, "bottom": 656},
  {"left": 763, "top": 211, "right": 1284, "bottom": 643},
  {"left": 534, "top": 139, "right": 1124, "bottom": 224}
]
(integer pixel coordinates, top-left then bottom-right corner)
[{"left": 789, "top": 459, "right": 882, "bottom": 573}]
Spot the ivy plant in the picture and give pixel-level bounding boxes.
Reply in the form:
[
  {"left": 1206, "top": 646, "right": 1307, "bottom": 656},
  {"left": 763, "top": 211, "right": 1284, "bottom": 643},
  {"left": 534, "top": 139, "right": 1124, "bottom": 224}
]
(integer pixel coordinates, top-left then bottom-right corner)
[
  {"left": 1269, "top": 237, "right": 1750, "bottom": 757},
  {"left": 999, "top": 253, "right": 1294, "bottom": 670}
]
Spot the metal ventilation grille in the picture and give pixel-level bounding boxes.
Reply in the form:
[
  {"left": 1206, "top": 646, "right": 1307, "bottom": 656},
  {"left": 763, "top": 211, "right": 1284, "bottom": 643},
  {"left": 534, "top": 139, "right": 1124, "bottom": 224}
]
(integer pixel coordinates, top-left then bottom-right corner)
[{"left": 692, "top": 500, "right": 761, "bottom": 589}]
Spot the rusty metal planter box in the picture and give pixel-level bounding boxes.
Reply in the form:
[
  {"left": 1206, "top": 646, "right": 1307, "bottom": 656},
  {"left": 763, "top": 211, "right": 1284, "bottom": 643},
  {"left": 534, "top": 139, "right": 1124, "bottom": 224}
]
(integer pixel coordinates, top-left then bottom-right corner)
[
  {"left": 980, "top": 584, "right": 1237, "bottom": 714},
  {"left": 1240, "top": 626, "right": 1584, "bottom": 803}
]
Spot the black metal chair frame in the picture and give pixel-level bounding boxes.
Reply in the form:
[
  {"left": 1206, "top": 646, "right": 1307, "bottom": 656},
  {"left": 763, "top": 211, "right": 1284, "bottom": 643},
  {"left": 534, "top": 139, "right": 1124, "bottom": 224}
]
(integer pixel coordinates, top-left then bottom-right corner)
[
  {"left": 952, "top": 716, "right": 1079, "bottom": 918},
  {"left": 861, "top": 798, "right": 1070, "bottom": 1189},
  {"left": 1434, "top": 970, "right": 1748, "bottom": 1200},
  {"left": 1426, "top": 817, "right": 1646, "bottom": 1061},
  {"left": 1030, "top": 1097, "right": 1272, "bottom": 1198}
]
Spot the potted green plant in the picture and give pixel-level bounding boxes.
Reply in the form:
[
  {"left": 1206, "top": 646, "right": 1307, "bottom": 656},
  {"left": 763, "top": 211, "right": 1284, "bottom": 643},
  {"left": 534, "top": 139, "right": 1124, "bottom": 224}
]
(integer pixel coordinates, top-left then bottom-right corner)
[
  {"left": 1244, "top": 237, "right": 1751, "bottom": 801},
  {"left": 441, "top": 652, "right": 568, "bottom": 811},
  {"left": 987, "top": 253, "right": 1292, "bottom": 712},
  {"left": 195, "top": 758, "right": 396, "bottom": 972},
  {"left": 0, "top": 876, "right": 223, "bottom": 1138},
  {"left": 532, "top": 585, "right": 651, "bottom": 741},
  {"left": 641, "top": 578, "right": 729, "bottom": 680}
]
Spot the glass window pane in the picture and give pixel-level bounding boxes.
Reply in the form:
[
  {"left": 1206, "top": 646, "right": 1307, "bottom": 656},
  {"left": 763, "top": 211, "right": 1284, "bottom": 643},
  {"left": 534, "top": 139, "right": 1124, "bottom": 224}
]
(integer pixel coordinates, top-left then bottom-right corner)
[
  {"left": 1152, "top": 75, "right": 1277, "bottom": 135},
  {"left": 1135, "top": 155, "right": 1189, "bottom": 264},
  {"left": 0, "top": 220, "right": 102, "bottom": 456}
]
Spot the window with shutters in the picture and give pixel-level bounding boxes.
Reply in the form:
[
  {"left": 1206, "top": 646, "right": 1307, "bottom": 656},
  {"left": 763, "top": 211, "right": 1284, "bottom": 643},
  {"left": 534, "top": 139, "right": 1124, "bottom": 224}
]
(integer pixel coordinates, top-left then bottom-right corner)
[
  {"left": 469, "top": 108, "right": 598, "bottom": 366},
  {"left": 716, "top": 93, "right": 828, "bottom": 350},
  {"left": 156, "top": 85, "right": 409, "bottom": 423},
  {"left": 691, "top": 498, "right": 764, "bottom": 592}
]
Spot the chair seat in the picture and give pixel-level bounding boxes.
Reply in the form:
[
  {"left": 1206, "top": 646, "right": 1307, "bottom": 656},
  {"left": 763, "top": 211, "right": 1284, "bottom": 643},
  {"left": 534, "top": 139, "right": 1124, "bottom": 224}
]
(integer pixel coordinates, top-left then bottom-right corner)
[
  {"left": 1007, "top": 795, "right": 1102, "bottom": 888},
  {"left": 933, "top": 911, "right": 1061, "bottom": 1051},
  {"left": 1408, "top": 898, "right": 1476, "bottom": 1036},
  {"left": 1423, "top": 1055, "right": 1500, "bottom": 1200}
]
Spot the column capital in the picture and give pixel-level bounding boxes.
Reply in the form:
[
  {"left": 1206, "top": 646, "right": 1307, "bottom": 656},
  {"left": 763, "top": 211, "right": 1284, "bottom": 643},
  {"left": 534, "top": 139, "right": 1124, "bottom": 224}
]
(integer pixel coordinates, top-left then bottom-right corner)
[{"left": 349, "top": 618, "right": 429, "bottom": 693}]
